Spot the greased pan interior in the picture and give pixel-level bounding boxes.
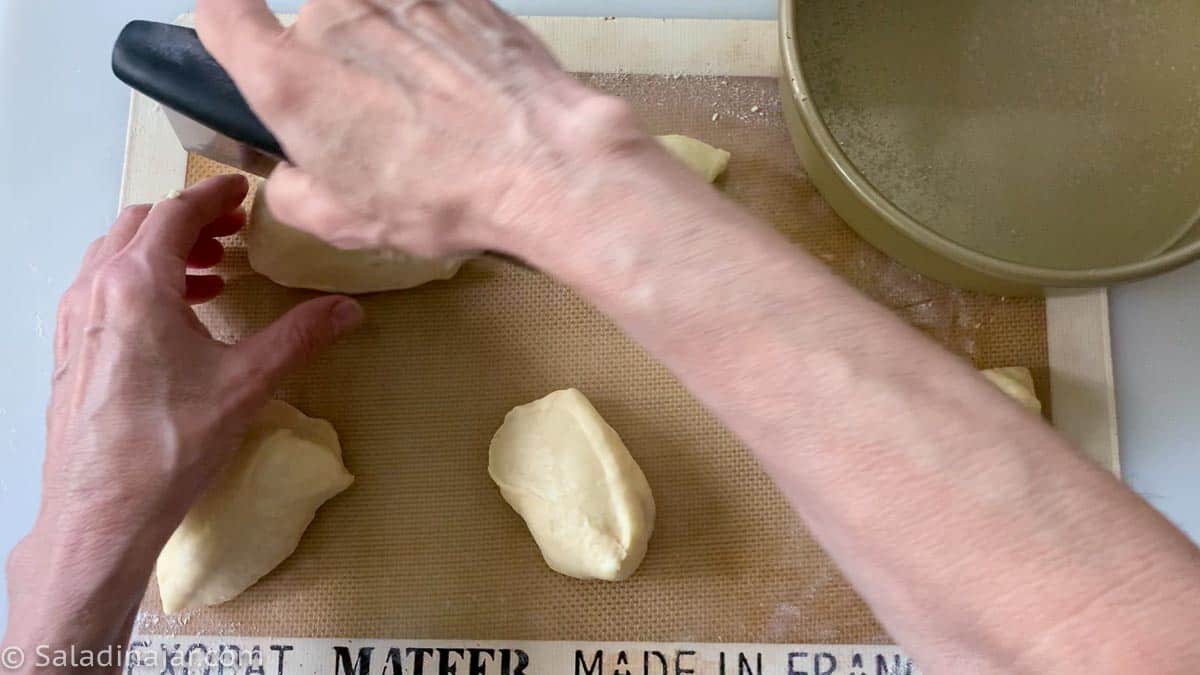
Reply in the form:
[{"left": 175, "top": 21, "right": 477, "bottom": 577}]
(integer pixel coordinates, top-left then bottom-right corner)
[{"left": 780, "top": 0, "right": 1200, "bottom": 294}]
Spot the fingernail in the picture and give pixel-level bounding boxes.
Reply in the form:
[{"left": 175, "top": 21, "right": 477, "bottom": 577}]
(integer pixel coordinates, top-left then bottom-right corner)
[{"left": 331, "top": 299, "right": 364, "bottom": 334}]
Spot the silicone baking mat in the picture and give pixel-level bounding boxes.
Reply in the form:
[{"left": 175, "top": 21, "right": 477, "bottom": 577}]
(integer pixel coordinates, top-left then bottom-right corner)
[{"left": 134, "top": 74, "right": 1046, "bottom": 644}]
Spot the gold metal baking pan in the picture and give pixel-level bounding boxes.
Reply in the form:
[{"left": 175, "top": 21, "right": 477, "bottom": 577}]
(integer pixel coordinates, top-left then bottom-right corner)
[{"left": 780, "top": 0, "right": 1200, "bottom": 295}]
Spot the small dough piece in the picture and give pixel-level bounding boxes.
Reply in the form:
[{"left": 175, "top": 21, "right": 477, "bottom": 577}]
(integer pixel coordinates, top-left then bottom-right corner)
[
  {"left": 489, "top": 388, "right": 655, "bottom": 581},
  {"left": 656, "top": 134, "right": 731, "bottom": 182},
  {"left": 981, "top": 367, "right": 1042, "bottom": 413},
  {"left": 247, "top": 193, "right": 465, "bottom": 293},
  {"left": 156, "top": 400, "right": 354, "bottom": 614}
]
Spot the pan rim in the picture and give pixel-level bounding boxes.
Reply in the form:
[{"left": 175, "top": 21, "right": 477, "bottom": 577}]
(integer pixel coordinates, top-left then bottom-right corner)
[{"left": 778, "top": 0, "right": 1200, "bottom": 287}]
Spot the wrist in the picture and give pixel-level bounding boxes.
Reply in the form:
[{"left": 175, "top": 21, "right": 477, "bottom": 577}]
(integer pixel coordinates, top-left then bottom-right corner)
[
  {"left": 7, "top": 506, "right": 165, "bottom": 638},
  {"left": 503, "top": 127, "right": 800, "bottom": 301},
  {"left": 490, "top": 83, "right": 712, "bottom": 266}
]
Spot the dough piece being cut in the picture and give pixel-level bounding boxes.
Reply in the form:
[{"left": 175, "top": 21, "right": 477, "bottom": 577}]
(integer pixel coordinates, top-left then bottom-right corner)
[
  {"left": 656, "top": 134, "right": 731, "bottom": 182},
  {"left": 489, "top": 388, "right": 655, "bottom": 581},
  {"left": 247, "top": 193, "right": 465, "bottom": 293},
  {"left": 981, "top": 367, "right": 1042, "bottom": 413},
  {"left": 156, "top": 400, "right": 354, "bottom": 614}
]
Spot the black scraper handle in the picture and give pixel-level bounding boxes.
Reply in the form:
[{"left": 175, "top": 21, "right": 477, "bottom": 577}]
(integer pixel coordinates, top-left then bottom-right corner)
[{"left": 112, "top": 20, "right": 285, "bottom": 160}]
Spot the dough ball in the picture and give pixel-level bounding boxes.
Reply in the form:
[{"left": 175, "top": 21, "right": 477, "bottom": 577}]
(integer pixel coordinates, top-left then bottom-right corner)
[
  {"left": 247, "top": 191, "right": 465, "bottom": 294},
  {"left": 156, "top": 400, "right": 354, "bottom": 614},
  {"left": 981, "top": 367, "right": 1042, "bottom": 413},
  {"left": 656, "top": 134, "right": 731, "bottom": 182},
  {"left": 489, "top": 388, "right": 655, "bottom": 581}
]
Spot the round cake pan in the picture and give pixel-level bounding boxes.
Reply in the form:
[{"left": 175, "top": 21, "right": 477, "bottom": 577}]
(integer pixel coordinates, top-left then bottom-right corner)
[{"left": 779, "top": 0, "right": 1200, "bottom": 295}]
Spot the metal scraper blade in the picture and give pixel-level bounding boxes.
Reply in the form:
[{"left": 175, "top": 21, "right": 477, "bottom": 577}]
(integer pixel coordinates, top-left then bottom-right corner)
[{"left": 164, "top": 107, "right": 281, "bottom": 178}]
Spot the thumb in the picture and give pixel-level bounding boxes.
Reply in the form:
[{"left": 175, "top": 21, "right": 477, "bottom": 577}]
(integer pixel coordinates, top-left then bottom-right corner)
[{"left": 232, "top": 295, "right": 364, "bottom": 389}]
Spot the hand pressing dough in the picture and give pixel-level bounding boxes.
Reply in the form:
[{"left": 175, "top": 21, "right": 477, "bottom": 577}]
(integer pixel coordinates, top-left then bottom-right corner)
[
  {"left": 656, "top": 134, "right": 731, "bottom": 182},
  {"left": 489, "top": 388, "right": 655, "bottom": 581},
  {"left": 156, "top": 400, "right": 354, "bottom": 614},
  {"left": 981, "top": 367, "right": 1042, "bottom": 413},
  {"left": 247, "top": 134, "right": 722, "bottom": 293},
  {"left": 247, "top": 193, "right": 465, "bottom": 294}
]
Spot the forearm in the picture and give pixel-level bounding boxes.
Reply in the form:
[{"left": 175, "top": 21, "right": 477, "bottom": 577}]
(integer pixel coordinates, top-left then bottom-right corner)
[
  {"left": 519, "top": 147, "right": 1200, "bottom": 672},
  {"left": 4, "top": 503, "right": 166, "bottom": 673}
]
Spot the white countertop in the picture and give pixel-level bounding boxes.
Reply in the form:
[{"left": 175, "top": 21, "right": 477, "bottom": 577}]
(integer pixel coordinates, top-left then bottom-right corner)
[{"left": 1, "top": 0, "right": 1196, "bottom": 636}]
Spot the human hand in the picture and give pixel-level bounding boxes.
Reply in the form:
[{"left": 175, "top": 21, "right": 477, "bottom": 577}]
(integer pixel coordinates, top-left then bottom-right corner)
[
  {"left": 195, "top": 0, "right": 655, "bottom": 259},
  {"left": 3, "top": 174, "right": 362, "bottom": 662},
  {"left": 39, "top": 174, "right": 363, "bottom": 539}
]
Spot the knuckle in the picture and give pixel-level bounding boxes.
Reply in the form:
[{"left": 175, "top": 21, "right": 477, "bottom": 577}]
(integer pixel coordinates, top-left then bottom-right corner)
[
  {"left": 251, "top": 65, "right": 301, "bottom": 114},
  {"left": 58, "top": 283, "right": 84, "bottom": 312},
  {"left": 157, "top": 192, "right": 204, "bottom": 219},
  {"left": 284, "top": 321, "right": 327, "bottom": 360},
  {"left": 224, "top": 345, "right": 270, "bottom": 391},
  {"left": 82, "top": 236, "right": 106, "bottom": 260},
  {"left": 400, "top": 0, "right": 441, "bottom": 25},
  {"left": 120, "top": 203, "right": 153, "bottom": 220},
  {"left": 263, "top": 178, "right": 302, "bottom": 220},
  {"left": 302, "top": 0, "right": 368, "bottom": 32},
  {"left": 147, "top": 199, "right": 193, "bottom": 229},
  {"left": 240, "top": 31, "right": 309, "bottom": 114},
  {"left": 582, "top": 94, "right": 640, "bottom": 133},
  {"left": 297, "top": 0, "right": 327, "bottom": 26},
  {"left": 55, "top": 289, "right": 79, "bottom": 328}
]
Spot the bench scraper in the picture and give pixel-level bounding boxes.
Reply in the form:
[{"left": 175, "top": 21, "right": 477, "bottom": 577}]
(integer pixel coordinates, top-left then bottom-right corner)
[{"left": 112, "top": 20, "right": 283, "bottom": 177}]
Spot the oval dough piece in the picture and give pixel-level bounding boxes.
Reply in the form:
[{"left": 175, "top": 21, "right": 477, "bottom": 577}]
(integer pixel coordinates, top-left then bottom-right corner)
[
  {"left": 981, "top": 366, "right": 1042, "bottom": 413},
  {"left": 156, "top": 400, "right": 354, "bottom": 614},
  {"left": 247, "top": 192, "right": 465, "bottom": 293},
  {"left": 656, "top": 134, "right": 731, "bottom": 182},
  {"left": 489, "top": 388, "right": 655, "bottom": 581}
]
